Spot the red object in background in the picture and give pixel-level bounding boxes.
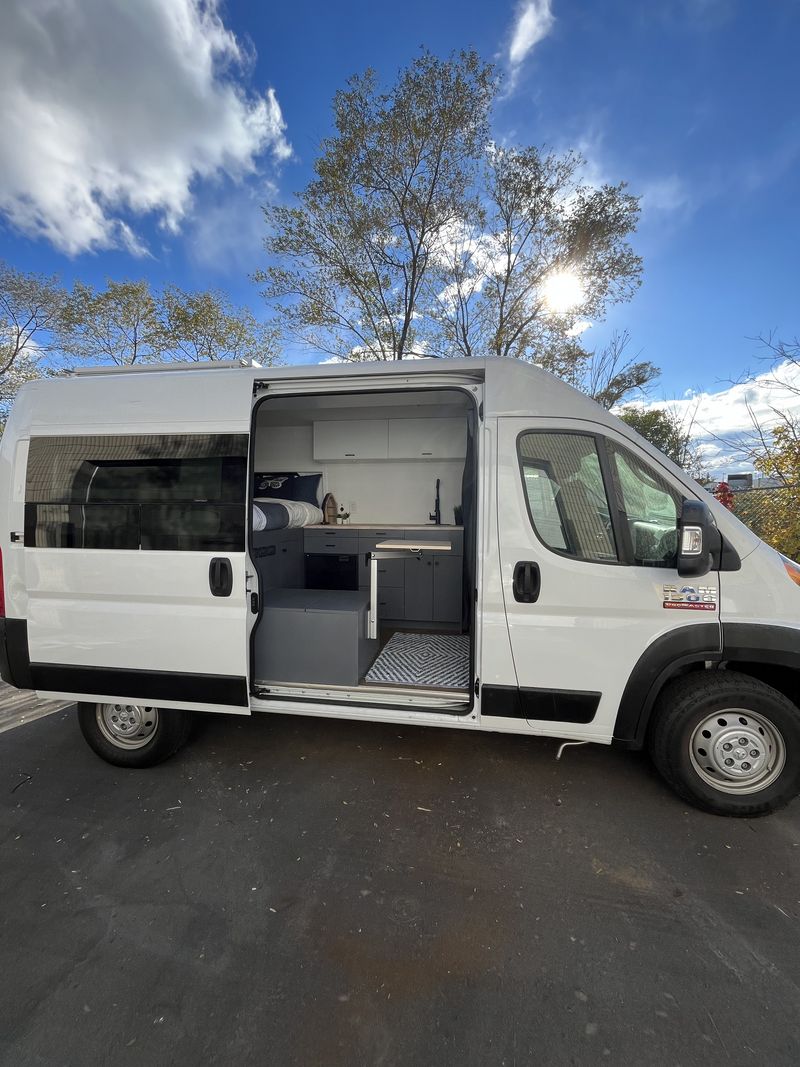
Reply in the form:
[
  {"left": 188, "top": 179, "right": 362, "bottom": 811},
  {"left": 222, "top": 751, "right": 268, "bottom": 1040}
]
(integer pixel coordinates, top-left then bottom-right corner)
[{"left": 713, "top": 481, "right": 735, "bottom": 510}]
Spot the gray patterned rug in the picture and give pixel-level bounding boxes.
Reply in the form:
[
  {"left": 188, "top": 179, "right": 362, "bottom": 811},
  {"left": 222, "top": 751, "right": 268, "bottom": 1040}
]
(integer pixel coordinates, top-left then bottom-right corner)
[{"left": 365, "top": 632, "right": 470, "bottom": 690}]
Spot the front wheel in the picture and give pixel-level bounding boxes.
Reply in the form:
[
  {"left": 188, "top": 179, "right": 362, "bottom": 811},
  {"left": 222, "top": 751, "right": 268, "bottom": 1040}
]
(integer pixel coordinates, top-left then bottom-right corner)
[
  {"left": 78, "top": 702, "right": 192, "bottom": 768},
  {"left": 648, "top": 671, "right": 800, "bottom": 816}
]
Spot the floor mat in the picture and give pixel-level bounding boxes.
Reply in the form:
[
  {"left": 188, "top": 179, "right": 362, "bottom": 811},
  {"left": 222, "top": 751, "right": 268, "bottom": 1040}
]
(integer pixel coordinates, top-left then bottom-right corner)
[{"left": 365, "top": 632, "right": 470, "bottom": 690}]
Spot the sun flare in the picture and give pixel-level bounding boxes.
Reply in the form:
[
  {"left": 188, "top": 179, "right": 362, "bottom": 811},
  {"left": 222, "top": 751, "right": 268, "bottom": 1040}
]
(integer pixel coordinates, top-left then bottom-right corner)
[{"left": 541, "top": 270, "right": 585, "bottom": 315}]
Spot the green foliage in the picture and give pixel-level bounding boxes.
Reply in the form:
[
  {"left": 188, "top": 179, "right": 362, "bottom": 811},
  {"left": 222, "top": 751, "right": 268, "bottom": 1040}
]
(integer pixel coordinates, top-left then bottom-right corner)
[
  {"left": 60, "top": 279, "right": 164, "bottom": 365},
  {"left": 60, "top": 279, "right": 280, "bottom": 368},
  {"left": 750, "top": 423, "right": 800, "bottom": 559},
  {"left": 0, "top": 263, "right": 280, "bottom": 425},
  {"left": 618, "top": 405, "right": 701, "bottom": 472},
  {"left": 433, "top": 147, "right": 642, "bottom": 365},
  {"left": 161, "top": 287, "right": 279, "bottom": 364},
  {"left": 0, "top": 263, "right": 66, "bottom": 418},
  {"left": 260, "top": 53, "right": 643, "bottom": 376},
  {"left": 257, "top": 50, "right": 496, "bottom": 359}
]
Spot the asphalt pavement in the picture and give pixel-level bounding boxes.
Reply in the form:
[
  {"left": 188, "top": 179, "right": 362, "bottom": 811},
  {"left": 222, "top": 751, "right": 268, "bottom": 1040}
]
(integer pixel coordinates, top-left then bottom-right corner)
[{"left": 2, "top": 707, "right": 799, "bottom": 1066}]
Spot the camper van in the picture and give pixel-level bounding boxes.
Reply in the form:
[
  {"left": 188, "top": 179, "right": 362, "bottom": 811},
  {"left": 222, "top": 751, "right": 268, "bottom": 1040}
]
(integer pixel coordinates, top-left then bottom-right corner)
[{"left": 0, "top": 357, "right": 798, "bottom": 817}]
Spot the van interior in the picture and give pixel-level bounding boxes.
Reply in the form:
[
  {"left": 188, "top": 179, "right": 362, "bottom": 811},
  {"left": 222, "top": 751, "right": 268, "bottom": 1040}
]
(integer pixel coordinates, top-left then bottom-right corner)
[{"left": 249, "top": 388, "right": 476, "bottom": 711}]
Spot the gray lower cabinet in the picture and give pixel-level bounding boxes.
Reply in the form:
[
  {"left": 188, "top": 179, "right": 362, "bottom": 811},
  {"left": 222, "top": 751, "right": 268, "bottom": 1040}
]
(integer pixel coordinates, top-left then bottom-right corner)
[
  {"left": 433, "top": 555, "right": 462, "bottom": 623},
  {"left": 253, "top": 529, "right": 303, "bottom": 590},
  {"left": 402, "top": 551, "right": 462, "bottom": 624},
  {"left": 404, "top": 554, "right": 434, "bottom": 621},
  {"left": 255, "top": 589, "right": 377, "bottom": 685},
  {"left": 376, "top": 586, "right": 405, "bottom": 620}
]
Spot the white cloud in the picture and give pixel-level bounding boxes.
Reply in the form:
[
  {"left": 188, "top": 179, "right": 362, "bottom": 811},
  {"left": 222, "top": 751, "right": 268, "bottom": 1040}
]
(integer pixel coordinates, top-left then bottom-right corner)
[
  {"left": 0, "top": 0, "right": 290, "bottom": 255},
  {"left": 640, "top": 175, "right": 694, "bottom": 217},
  {"left": 566, "top": 320, "right": 592, "bottom": 338},
  {"left": 508, "top": 1, "right": 555, "bottom": 76},
  {"left": 619, "top": 361, "right": 800, "bottom": 477}
]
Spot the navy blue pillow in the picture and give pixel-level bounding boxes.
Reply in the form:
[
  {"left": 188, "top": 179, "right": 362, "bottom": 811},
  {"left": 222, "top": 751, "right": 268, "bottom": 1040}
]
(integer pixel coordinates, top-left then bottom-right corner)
[{"left": 254, "top": 472, "right": 321, "bottom": 506}]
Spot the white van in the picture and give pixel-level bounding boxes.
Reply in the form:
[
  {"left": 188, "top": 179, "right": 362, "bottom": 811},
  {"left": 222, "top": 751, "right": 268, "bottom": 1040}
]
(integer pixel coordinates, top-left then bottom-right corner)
[{"left": 1, "top": 357, "right": 798, "bottom": 816}]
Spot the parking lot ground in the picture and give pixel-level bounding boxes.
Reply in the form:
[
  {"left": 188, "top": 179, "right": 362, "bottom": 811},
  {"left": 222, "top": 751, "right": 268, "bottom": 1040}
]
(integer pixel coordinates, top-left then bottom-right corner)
[{"left": 1, "top": 707, "right": 799, "bottom": 1066}]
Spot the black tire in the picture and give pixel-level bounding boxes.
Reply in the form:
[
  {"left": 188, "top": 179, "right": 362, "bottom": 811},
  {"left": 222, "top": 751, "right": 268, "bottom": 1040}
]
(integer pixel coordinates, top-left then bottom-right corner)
[
  {"left": 78, "top": 702, "right": 192, "bottom": 768},
  {"left": 648, "top": 671, "right": 800, "bottom": 817}
]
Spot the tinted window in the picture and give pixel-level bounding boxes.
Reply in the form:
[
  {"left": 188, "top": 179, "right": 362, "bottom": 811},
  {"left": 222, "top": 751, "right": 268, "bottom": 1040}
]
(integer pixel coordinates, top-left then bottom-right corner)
[
  {"left": 518, "top": 433, "right": 617, "bottom": 562},
  {"left": 26, "top": 434, "right": 248, "bottom": 551},
  {"left": 610, "top": 444, "right": 682, "bottom": 567}
]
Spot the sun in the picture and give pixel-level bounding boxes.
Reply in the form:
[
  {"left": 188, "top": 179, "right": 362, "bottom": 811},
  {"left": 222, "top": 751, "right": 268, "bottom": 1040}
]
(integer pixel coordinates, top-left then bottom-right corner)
[{"left": 541, "top": 270, "right": 585, "bottom": 315}]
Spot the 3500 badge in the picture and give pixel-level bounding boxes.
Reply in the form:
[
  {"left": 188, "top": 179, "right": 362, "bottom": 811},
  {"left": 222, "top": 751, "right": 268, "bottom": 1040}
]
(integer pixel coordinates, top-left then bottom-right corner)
[{"left": 662, "top": 584, "right": 718, "bottom": 611}]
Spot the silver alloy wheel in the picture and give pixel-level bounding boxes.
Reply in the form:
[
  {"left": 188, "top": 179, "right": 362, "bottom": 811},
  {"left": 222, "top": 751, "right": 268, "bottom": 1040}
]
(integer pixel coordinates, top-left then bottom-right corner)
[
  {"left": 689, "top": 708, "right": 786, "bottom": 795},
  {"left": 96, "top": 704, "right": 159, "bottom": 750}
]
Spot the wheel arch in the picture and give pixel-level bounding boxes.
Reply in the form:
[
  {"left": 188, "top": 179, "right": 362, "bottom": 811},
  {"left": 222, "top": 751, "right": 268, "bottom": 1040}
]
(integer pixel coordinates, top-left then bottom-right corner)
[{"left": 614, "top": 622, "right": 800, "bottom": 749}]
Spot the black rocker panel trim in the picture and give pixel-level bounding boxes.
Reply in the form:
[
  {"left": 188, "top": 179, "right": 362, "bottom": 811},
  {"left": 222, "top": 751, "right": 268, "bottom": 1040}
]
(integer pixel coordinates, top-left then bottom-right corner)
[
  {"left": 614, "top": 622, "right": 722, "bottom": 747},
  {"left": 28, "top": 663, "right": 248, "bottom": 707},
  {"left": 482, "top": 685, "right": 600, "bottom": 723},
  {"left": 0, "top": 618, "right": 34, "bottom": 690}
]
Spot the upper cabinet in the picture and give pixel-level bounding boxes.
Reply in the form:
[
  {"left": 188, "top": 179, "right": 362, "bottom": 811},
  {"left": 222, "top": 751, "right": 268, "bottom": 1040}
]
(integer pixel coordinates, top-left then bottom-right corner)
[
  {"left": 387, "top": 418, "right": 466, "bottom": 460},
  {"left": 313, "top": 419, "right": 389, "bottom": 460},
  {"left": 313, "top": 417, "right": 466, "bottom": 461}
]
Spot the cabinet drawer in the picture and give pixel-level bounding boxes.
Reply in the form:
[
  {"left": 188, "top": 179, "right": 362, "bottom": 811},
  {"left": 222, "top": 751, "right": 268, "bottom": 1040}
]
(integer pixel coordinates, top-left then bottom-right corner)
[
  {"left": 305, "top": 530, "right": 359, "bottom": 554},
  {"left": 358, "top": 528, "right": 400, "bottom": 543}
]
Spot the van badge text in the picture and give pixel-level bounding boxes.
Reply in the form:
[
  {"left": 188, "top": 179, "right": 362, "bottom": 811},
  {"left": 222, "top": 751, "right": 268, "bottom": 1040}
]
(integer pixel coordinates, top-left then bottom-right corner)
[{"left": 662, "top": 584, "right": 717, "bottom": 611}]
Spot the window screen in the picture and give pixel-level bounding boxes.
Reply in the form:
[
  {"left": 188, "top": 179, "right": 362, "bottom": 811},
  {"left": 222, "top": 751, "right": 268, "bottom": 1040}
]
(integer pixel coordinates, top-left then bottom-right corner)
[
  {"left": 609, "top": 444, "right": 682, "bottom": 567},
  {"left": 518, "top": 433, "right": 617, "bottom": 563},
  {"left": 25, "top": 434, "right": 248, "bottom": 551}
]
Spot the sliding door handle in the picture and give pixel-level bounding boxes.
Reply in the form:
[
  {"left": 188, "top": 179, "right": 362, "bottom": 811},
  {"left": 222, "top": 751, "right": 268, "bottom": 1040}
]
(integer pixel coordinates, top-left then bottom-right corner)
[
  {"left": 209, "top": 557, "right": 233, "bottom": 597},
  {"left": 513, "top": 561, "right": 541, "bottom": 603}
]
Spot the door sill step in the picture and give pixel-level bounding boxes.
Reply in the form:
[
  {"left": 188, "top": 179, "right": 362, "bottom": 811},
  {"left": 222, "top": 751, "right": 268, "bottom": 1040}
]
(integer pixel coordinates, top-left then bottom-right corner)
[{"left": 252, "top": 679, "right": 469, "bottom": 712}]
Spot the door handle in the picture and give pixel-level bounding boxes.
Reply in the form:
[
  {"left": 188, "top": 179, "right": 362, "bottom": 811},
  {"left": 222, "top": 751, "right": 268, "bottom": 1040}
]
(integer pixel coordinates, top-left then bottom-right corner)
[
  {"left": 209, "top": 557, "right": 233, "bottom": 597},
  {"left": 513, "top": 561, "right": 541, "bottom": 603}
]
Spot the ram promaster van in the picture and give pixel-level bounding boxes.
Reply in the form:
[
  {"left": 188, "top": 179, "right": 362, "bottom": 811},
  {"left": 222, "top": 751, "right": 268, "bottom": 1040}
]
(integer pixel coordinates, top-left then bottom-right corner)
[{"left": 1, "top": 358, "right": 798, "bottom": 816}]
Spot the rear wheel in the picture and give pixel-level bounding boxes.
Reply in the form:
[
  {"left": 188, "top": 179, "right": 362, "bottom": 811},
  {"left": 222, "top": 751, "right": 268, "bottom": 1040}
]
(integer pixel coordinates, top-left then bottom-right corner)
[
  {"left": 648, "top": 671, "right": 800, "bottom": 816},
  {"left": 78, "top": 702, "right": 192, "bottom": 768}
]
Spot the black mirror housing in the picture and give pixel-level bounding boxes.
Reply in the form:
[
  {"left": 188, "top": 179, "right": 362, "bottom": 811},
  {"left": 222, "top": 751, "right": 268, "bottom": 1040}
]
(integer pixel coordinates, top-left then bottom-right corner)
[{"left": 677, "top": 499, "right": 716, "bottom": 577}]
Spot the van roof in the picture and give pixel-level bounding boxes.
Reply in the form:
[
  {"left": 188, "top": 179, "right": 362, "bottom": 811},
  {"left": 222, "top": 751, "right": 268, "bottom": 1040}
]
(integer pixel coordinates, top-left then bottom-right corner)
[{"left": 59, "top": 354, "right": 606, "bottom": 422}]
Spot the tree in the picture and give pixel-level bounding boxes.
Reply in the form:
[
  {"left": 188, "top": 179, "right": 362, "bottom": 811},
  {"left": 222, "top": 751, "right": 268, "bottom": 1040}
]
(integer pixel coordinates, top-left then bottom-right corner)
[
  {"left": 161, "top": 287, "right": 279, "bottom": 364},
  {"left": 258, "top": 51, "right": 496, "bottom": 360},
  {"left": 60, "top": 278, "right": 281, "bottom": 368},
  {"left": 561, "top": 330, "right": 658, "bottom": 409},
  {"left": 618, "top": 403, "right": 703, "bottom": 474},
  {"left": 0, "top": 263, "right": 66, "bottom": 417},
  {"left": 261, "top": 54, "right": 642, "bottom": 376},
  {"left": 60, "top": 279, "right": 166, "bottom": 366},
  {"left": 431, "top": 146, "right": 643, "bottom": 367}
]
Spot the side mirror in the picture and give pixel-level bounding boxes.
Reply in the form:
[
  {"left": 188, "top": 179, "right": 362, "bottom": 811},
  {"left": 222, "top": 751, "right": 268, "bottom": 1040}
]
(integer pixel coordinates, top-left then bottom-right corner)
[{"left": 677, "top": 499, "right": 715, "bottom": 577}]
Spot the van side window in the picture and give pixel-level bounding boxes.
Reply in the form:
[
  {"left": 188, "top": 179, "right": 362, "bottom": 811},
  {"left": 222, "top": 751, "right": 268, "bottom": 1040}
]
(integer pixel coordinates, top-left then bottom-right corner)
[
  {"left": 25, "top": 434, "right": 248, "bottom": 551},
  {"left": 518, "top": 433, "right": 618, "bottom": 562},
  {"left": 609, "top": 444, "right": 681, "bottom": 567}
]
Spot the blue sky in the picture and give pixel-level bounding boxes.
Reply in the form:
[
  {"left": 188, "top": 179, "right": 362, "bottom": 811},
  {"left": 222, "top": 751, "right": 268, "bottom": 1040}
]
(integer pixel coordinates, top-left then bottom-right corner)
[{"left": 1, "top": 0, "right": 798, "bottom": 411}]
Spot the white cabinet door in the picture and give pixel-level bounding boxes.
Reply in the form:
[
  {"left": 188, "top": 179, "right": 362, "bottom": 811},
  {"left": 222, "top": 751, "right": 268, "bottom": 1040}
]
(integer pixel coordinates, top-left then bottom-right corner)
[
  {"left": 387, "top": 418, "right": 466, "bottom": 459},
  {"left": 313, "top": 420, "right": 388, "bottom": 460}
]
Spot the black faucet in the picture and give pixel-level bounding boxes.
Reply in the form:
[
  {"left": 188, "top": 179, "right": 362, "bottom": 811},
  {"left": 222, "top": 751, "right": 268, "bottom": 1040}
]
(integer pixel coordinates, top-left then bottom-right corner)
[{"left": 429, "top": 477, "right": 441, "bottom": 525}]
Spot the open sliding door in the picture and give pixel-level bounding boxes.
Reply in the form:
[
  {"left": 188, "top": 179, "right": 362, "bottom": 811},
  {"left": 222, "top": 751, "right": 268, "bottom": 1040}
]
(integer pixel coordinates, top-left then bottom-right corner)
[{"left": 20, "top": 369, "right": 254, "bottom": 714}]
